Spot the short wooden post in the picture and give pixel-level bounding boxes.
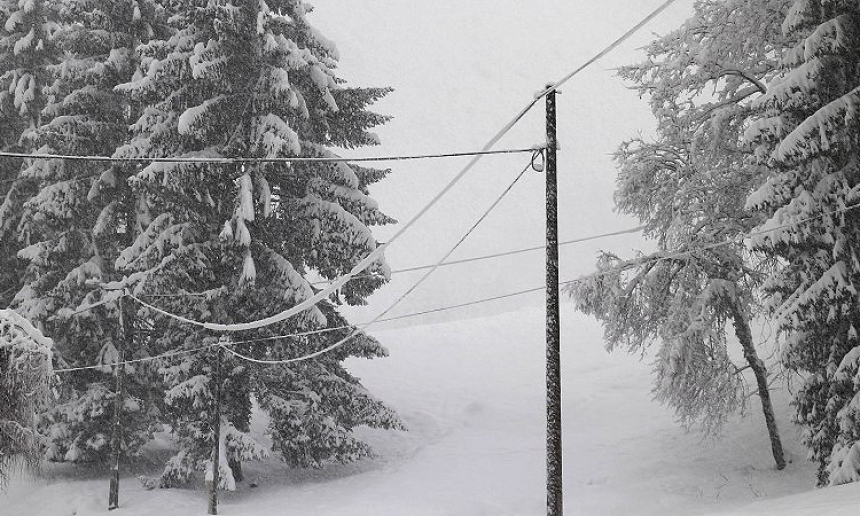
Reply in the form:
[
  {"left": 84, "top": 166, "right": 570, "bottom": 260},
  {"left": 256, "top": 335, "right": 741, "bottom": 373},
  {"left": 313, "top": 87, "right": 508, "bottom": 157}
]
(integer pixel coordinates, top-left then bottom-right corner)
[
  {"left": 207, "top": 346, "right": 222, "bottom": 515},
  {"left": 108, "top": 292, "right": 131, "bottom": 510}
]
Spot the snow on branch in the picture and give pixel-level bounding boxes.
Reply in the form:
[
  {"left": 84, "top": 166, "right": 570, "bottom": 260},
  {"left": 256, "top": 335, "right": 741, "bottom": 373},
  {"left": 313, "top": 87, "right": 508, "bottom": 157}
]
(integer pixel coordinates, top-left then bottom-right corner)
[
  {"left": 803, "top": 14, "right": 860, "bottom": 60},
  {"left": 775, "top": 84, "right": 860, "bottom": 162},
  {"left": 177, "top": 96, "right": 226, "bottom": 136}
]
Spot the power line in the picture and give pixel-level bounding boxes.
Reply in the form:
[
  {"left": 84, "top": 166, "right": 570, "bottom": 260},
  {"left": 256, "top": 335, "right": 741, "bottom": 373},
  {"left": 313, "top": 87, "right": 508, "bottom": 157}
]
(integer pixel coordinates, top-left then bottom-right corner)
[
  {"left": 574, "top": 202, "right": 860, "bottom": 275},
  {"left": 0, "top": 147, "right": 538, "bottom": 164},
  {"left": 54, "top": 284, "right": 547, "bottom": 373},
  {"left": 376, "top": 158, "right": 534, "bottom": 318},
  {"left": 64, "top": 296, "right": 121, "bottom": 317},
  {"left": 220, "top": 200, "right": 860, "bottom": 365},
  {"left": 378, "top": 285, "right": 547, "bottom": 323},
  {"left": 12, "top": 1, "right": 682, "bottom": 335},
  {"left": 311, "top": 225, "right": 645, "bottom": 284},
  {"left": 201, "top": 157, "right": 536, "bottom": 365},
  {"left": 134, "top": 135, "right": 546, "bottom": 332},
  {"left": 54, "top": 0, "right": 685, "bottom": 366},
  {"left": 56, "top": 200, "right": 860, "bottom": 373},
  {"left": 482, "top": 0, "right": 681, "bottom": 147},
  {"left": 135, "top": 224, "right": 646, "bottom": 297},
  {"left": 229, "top": 325, "right": 349, "bottom": 346},
  {"left": 220, "top": 0, "right": 685, "bottom": 333},
  {"left": 53, "top": 344, "right": 213, "bottom": 373},
  {"left": 130, "top": 144, "right": 541, "bottom": 333}
]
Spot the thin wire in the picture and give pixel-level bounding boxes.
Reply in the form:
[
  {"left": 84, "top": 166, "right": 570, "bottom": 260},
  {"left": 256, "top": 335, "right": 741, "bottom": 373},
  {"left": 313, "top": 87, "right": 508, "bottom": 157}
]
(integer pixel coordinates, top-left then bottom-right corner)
[
  {"left": 0, "top": 147, "right": 537, "bottom": 164},
  {"left": 220, "top": 157, "right": 535, "bottom": 364},
  {"left": 222, "top": 200, "right": 860, "bottom": 365},
  {"left": 53, "top": 344, "right": 212, "bottom": 373},
  {"left": 378, "top": 286, "right": 547, "bottom": 323},
  {"left": 311, "top": 225, "right": 646, "bottom": 284},
  {"left": 137, "top": 293, "right": 208, "bottom": 298},
  {"left": 126, "top": 152, "right": 537, "bottom": 363},
  {"left": 136, "top": 224, "right": 646, "bottom": 297},
  {"left": 562, "top": 202, "right": 860, "bottom": 280},
  {"left": 134, "top": 98, "right": 546, "bottom": 333},
  {"left": 64, "top": 296, "right": 119, "bottom": 317},
  {"left": 378, "top": 158, "right": 533, "bottom": 317},
  {"left": 202, "top": 287, "right": 548, "bottom": 347}
]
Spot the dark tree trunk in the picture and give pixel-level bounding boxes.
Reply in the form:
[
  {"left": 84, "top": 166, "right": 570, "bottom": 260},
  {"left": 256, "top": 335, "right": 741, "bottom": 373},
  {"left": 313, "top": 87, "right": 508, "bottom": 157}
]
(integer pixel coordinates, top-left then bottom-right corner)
[
  {"left": 729, "top": 301, "right": 786, "bottom": 470},
  {"left": 228, "top": 457, "right": 243, "bottom": 483}
]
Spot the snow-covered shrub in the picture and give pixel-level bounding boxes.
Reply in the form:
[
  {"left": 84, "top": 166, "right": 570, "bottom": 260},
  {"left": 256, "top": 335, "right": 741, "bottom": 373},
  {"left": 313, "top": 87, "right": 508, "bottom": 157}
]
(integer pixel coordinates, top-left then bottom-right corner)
[{"left": 0, "top": 310, "right": 52, "bottom": 488}]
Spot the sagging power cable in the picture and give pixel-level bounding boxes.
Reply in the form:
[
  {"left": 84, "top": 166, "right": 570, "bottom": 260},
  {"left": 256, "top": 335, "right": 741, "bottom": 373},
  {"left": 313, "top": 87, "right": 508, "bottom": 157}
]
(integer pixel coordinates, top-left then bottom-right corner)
[
  {"left": 214, "top": 156, "right": 536, "bottom": 364},
  {"left": 57, "top": 199, "right": 860, "bottom": 373},
  {"left": 0, "top": 147, "right": 537, "bottom": 164}
]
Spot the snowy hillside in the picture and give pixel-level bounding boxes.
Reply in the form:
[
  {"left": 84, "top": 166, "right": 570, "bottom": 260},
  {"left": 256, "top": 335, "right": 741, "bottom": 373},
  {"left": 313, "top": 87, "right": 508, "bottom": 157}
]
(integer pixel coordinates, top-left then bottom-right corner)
[
  {"left": 713, "top": 483, "right": 860, "bottom": 516},
  {"left": 5, "top": 306, "right": 857, "bottom": 515}
]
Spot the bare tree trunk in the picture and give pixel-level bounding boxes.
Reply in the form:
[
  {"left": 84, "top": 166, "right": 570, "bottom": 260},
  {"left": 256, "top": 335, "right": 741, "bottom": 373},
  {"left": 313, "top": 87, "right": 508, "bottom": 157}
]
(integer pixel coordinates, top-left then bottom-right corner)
[
  {"left": 729, "top": 301, "right": 786, "bottom": 470},
  {"left": 228, "top": 457, "right": 243, "bottom": 483}
]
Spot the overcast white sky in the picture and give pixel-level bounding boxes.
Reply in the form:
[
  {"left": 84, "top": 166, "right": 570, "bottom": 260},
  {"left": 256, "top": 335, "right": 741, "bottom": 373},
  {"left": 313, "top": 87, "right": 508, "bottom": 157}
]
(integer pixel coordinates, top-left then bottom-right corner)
[{"left": 310, "top": 1, "right": 695, "bottom": 326}]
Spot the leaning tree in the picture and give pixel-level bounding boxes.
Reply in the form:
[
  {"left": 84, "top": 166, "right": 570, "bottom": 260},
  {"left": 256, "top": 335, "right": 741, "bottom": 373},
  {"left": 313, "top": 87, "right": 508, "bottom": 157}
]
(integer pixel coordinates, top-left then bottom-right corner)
[{"left": 569, "top": 0, "right": 793, "bottom": 469}]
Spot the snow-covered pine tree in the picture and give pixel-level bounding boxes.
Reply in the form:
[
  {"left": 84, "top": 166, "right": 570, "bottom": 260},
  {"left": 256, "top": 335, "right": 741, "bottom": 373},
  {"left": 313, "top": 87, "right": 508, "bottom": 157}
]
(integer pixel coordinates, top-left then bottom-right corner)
[
  {"left": 0, "top": 309, "right": 53, "bottom": 488},
  {"left": 0, "top": 0, "right": 61, "bottom": 307},
  {"left": 114, "top": 0, "right": 401, "bottom": 488},
  {"left": 12, "top": 0, "right": 169, "bottom": 465},
  {"left": 569, "top": 0, "right": 791, "bottom": 468},
  {"left": 0, "top": 0, "right": 58, "bottom": 137},
  {"left": 744, "top": 0, "right": 860, "bottom": 486}
]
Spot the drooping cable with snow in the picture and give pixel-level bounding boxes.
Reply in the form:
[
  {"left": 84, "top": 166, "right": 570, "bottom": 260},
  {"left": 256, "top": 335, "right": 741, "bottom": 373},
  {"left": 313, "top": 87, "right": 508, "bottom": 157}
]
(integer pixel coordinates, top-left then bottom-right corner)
[
  {"left": 132, "top": 2, "right": 678, "bottom": 334},
  {"left": 220, "top": 197, "right": 860, "bottom": 364},
  {"left": 59, "top": 198, "right": 860, "bottom": 372},
  {"left": 133, "top": 121, "right": 546, "bottom": 331},
  {"left": 0, "top": 147, "right": 536, "bottom": 164},
  {"left": 56, "top": 285, "right": 545, "bottom": 373},
  {"left": 219, "top": 156, "right": 536, "bottom": 364}
]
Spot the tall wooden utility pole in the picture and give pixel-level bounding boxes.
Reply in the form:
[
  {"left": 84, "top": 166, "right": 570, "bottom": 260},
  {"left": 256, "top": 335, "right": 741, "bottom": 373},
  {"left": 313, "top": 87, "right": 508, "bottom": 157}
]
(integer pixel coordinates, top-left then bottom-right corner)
[
  {"left": 208, "top": 346, "right": 222, "bottom": 515},
  {"left": 108, "top": 291, "right": 131, "bottom": 510},
  {"left": 545, "top": 86, "right": 562, "bottom": 516}
]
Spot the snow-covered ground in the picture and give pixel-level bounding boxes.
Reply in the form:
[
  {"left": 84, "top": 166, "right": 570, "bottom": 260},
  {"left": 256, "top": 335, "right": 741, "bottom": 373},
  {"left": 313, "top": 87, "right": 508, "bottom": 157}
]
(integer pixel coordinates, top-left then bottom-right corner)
[{"left": 4, "top": 305, "right": 859, "bottom": 515}]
